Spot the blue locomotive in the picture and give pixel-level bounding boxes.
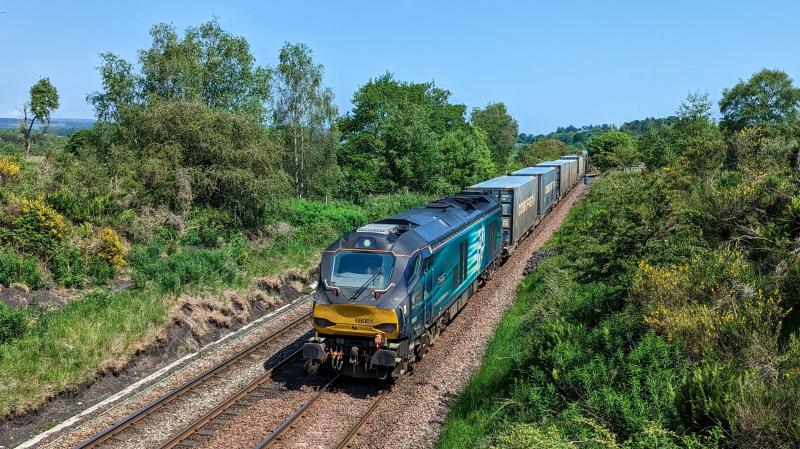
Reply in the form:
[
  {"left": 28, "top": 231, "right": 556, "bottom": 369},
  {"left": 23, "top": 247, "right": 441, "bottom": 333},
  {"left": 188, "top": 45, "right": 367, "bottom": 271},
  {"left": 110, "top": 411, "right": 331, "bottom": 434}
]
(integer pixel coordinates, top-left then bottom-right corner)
[{"left": 302, "top": 153, "right": 586, "bottom": 379}]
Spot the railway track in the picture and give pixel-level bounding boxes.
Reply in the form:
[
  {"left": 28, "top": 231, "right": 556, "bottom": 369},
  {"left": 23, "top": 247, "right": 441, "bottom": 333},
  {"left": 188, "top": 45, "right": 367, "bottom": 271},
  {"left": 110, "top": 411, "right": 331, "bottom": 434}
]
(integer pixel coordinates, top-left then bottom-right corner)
[
  {"left": 76, "top": 302, "right": 312, "bottom": 449},
  {"left": 251, "top": 374, "right": 393, "bottom": 449}
]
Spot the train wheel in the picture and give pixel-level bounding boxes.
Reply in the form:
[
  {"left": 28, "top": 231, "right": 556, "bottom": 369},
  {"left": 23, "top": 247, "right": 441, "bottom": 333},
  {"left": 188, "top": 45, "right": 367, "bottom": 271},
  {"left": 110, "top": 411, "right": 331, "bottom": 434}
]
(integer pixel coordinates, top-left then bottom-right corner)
[{"left": 304, "top": 359, "right": 320, "bottom": 376}]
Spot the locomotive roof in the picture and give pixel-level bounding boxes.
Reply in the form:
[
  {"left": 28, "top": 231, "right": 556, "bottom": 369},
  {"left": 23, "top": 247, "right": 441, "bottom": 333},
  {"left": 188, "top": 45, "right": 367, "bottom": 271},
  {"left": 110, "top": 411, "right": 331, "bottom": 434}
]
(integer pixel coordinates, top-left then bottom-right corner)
[
  {"left": 331, "top": 191, "right": 499, "bottom": 253},
  {"left": 511, "top": 166, "right": 557, "bottom": 176},
  {"left": 469, "top": 175, "right": 536, "bottom": 189}
]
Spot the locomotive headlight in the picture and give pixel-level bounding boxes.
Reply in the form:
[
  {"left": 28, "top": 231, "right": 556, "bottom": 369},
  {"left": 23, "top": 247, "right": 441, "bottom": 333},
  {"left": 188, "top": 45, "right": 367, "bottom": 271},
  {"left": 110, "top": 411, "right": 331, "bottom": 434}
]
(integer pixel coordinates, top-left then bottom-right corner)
[
  {"left": 314, "top": 317, "right": 336, "bottom": 328},
  {"left": 374, "top": 323, "right": 397, "bottom": 333}
]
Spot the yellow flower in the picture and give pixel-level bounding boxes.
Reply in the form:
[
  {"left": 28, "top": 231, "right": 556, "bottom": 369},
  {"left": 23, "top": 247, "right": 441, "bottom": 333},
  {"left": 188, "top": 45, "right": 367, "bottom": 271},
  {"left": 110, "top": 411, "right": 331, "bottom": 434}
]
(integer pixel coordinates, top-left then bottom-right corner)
[{"left": 0, "top": 156, "right": 21, "bottom": 179}]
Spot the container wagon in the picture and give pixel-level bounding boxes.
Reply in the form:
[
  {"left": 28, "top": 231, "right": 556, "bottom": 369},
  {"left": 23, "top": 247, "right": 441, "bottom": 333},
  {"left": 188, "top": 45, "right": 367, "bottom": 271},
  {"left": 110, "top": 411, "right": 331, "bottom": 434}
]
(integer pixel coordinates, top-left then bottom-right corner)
[
  {"left": 509, "top": 166, "right": 559, "bottom": 216},
  {"left": 562, "top": 154, "right": 586, "bottom": 179},
  {"left": 465, "top": 176, "right": 538, "bottom": 256},
  {"left": 536, "top": 160, "right": 572, "bottom": 198}
]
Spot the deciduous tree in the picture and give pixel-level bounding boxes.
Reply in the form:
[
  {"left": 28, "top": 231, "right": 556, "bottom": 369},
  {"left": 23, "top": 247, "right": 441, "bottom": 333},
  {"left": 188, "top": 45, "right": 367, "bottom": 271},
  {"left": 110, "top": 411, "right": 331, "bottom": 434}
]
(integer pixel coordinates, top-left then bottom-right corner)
[
  {"left": 719, "top": 69, "right": 800, "bottom": 135},
  {"left": 516, "top": 138, "right": 568, "bottom": 168},
  {"left": 272, "top": 43, "right": 339, "bottom": 198},
  {"left": 19, "top": 78, "right": 59, "bottom": 157},
  {"left": 470, "top": 102, "right": 518, "bottom": 172},
  {"left": 88, "top": 19, "right": 271, "bottom": 123}
]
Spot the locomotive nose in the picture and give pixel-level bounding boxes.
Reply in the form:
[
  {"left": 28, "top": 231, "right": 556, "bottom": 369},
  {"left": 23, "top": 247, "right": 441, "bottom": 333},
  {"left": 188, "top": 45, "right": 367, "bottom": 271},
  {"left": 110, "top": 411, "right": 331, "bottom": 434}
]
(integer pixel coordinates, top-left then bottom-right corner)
[{"left": 311, "top": 303, "right": 400, "bottom": 339}]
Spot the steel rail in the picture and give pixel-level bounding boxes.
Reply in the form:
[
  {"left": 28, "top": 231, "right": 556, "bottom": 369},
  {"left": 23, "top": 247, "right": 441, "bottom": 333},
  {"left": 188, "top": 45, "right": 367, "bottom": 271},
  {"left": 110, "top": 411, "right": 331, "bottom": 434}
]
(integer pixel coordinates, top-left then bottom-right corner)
[
  {"left": 158, "top": 349, "right": 303, "bottom": 449},
  {"left": 253, "top": 374, "right": 341, "bottom": 449},
  {"left": 75, "top": 304, "right": 312, "bottom": 449},
  {"left": 334, "top": 388, "right": 390, "bottom": 449}
]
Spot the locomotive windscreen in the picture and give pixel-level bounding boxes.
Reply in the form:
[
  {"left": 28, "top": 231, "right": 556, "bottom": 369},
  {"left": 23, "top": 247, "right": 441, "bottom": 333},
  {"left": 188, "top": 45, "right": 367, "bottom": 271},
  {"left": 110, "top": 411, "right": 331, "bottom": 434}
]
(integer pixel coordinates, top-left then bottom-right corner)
[{"left": 331, "top": 252, "right": 395, "bottom": 289}]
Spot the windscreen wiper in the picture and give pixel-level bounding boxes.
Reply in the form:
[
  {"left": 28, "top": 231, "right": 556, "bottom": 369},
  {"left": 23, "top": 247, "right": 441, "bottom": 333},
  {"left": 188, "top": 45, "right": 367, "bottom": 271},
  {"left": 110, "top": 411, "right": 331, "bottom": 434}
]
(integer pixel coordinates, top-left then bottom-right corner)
[{"left": 348, "top": 267, "right": 383, "bottom": 302}]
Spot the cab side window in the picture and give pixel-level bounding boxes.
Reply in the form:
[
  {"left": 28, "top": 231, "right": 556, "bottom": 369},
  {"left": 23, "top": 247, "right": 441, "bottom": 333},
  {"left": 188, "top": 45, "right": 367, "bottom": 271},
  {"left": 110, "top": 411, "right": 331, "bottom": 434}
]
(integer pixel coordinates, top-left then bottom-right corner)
[{"left": 407, "top": 255, "right": 421, "bottom": 284}]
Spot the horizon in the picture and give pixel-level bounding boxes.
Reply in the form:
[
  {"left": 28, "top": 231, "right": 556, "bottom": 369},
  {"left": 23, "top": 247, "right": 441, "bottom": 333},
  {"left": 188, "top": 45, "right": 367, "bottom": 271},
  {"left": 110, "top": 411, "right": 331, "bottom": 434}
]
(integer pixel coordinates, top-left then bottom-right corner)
[{"left": 1, "top": 1, "right": 799, "bottom": 134}]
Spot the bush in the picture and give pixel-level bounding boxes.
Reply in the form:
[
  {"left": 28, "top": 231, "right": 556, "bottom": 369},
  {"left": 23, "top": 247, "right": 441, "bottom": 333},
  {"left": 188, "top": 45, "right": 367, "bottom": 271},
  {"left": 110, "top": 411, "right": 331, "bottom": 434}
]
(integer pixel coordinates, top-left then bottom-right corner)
[
  {"left": 130, "top": 242, "right": 243, "bottom": 292},
  {"left": 0, "top": 250, "right": 44, "bottom": 288},
  {"left": 0, "top": 304, "right": 29, "bottom": 344},
  {"left": 51, "top": 247, "right": 86, "bottom": 288}
]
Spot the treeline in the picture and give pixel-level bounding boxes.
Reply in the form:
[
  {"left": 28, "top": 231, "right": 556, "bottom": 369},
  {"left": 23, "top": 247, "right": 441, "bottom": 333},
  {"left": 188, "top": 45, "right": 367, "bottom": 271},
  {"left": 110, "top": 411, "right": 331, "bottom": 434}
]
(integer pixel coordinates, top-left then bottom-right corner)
[
  {"left": 518, "top": 116, "right": 678, "bottom": 150},
  {"left": 441, "top": 69, "right": 800, "bottom": 448}
]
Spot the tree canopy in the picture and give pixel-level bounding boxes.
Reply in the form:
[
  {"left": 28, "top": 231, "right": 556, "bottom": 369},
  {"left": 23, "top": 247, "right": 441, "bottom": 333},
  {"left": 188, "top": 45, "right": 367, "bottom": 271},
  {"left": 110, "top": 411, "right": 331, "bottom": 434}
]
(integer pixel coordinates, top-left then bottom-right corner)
[
  {"left": 272, "top": 43, "right": 339, "bottom": 198},
  {"left": 470, "top": 102, "right": 518, "bottom": 172},
  {"left": 19, "top": 78, "right": 60, "bottom": 157},
  {"left": 337, "top": 73, "right": 493, "bottom": 196},
  {"left": 720, "top": 69, "right": 800, "bottom": 135},
  {"left": 88, "top": 19, "right": 271, "bottom": 122},
  {"left": 515, "top": 138, "right": 569, "bottom": 168}
]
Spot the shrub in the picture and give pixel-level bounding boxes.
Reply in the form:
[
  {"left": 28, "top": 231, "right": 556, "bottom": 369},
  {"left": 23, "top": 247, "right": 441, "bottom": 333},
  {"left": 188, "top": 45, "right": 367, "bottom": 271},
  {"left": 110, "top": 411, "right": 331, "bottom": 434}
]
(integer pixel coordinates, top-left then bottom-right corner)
[
  {"left": 0, "top": 250, "right": 44, "bottom": 288},
  {"left": 4, "top": 196, "right": 65, "bottom": 259},
  {"left": 95, "top": 227, "right": 127, "bottom": 268},
  {"left": 130, "top": 243, "right": 242, "bottom": 292},
  {"left": 51, "top": 247, "right": 87, "bottom": 288},
  {"left": 0, "top": 156, "right": 21, "bottom": 184}
]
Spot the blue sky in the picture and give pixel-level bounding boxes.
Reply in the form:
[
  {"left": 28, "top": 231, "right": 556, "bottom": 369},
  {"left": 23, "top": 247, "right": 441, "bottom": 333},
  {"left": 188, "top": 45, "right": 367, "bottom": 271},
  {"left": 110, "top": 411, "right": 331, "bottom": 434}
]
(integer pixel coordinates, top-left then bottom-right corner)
[{"left": 1, "top": 1, "right": 799, "bottom": 133}]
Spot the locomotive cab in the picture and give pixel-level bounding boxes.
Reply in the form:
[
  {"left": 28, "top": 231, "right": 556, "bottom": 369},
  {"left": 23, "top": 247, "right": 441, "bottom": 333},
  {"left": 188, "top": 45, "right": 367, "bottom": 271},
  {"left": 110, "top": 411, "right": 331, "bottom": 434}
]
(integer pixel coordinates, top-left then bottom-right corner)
[{"left": 303, "top": 223, "right": 423, "bottom": 378}]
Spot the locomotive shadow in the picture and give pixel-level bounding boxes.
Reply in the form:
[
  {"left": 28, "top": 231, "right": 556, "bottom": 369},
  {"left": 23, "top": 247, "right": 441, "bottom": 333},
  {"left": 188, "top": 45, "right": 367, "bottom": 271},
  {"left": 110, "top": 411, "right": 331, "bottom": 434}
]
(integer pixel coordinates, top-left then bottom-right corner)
[{"left": 263, "top": 331, "right": 388, "bottom": 397}]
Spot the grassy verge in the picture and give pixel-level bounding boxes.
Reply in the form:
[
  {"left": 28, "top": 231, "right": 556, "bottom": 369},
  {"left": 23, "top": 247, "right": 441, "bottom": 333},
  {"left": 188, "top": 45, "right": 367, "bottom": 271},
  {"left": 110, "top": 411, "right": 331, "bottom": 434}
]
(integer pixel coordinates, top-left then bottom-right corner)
[{"left": 0, "top": 290, "right": 166, "bottom": 416}]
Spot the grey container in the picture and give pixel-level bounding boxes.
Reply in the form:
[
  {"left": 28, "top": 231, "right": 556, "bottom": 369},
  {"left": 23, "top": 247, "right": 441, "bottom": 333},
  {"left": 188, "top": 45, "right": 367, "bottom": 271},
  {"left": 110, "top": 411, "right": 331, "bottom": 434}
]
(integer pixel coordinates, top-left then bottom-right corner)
[
  {"left": 562, "top": 154, "right": 586, "bottom": 178},
  {"left": 466, "top": 176, "right": 538, "bottom": 247},
  {"left": 536, "top": 160, "right": 572, "bottom": 197},
  {"left": 510, "top": 166, "right": 559, "bottom": 215}
]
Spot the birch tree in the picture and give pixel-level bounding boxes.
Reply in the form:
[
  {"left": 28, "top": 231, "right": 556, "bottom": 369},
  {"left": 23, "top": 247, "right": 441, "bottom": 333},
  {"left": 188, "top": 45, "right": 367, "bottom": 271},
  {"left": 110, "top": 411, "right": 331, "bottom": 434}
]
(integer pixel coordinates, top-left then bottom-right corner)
[{"left": 272, "top": 43, "right": 339, "bottom": 198}]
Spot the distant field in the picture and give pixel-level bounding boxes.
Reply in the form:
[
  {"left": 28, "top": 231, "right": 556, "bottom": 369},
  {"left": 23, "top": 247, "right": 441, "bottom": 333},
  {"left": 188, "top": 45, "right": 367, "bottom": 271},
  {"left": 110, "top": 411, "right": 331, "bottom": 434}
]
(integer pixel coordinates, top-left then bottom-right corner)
[{"left": 0, "top": 117, "right": 94, "bottom": 136}]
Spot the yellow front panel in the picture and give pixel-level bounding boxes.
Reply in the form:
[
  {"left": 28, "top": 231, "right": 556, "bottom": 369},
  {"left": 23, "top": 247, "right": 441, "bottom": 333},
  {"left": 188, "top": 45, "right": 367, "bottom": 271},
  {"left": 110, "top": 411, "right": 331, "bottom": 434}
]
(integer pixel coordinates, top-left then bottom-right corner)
[{"left": 313, "top": 303, "right": 399, "bottom": 339}]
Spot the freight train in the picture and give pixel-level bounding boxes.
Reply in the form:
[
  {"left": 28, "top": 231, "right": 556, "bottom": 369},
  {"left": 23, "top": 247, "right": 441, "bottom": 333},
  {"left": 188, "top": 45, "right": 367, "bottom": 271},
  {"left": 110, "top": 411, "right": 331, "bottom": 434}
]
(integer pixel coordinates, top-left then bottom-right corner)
[{"left": 301, "top": 152, "right": 588, "bottom": 379}]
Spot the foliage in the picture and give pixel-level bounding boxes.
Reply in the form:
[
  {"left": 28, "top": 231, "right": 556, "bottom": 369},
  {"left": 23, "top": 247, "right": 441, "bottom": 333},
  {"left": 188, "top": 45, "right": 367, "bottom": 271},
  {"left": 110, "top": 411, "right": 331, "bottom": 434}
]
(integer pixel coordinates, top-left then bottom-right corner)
[
  {"left": 515, "top": 138, "right": 569, "bottom": 168},
  {"left": 19, "top": 78, "right": 60, "bottom": 156},
  {"left": 441, "top": 68, "right": 800, "bottom": 446},
  {"left": 88, "top": 19, "right": 271, "bottom": 122},
  {"left": 720, "top": 69, "right": 800, "bottom": 135},
  {"left": 0, "top": 250, "right": 43, "bottom": 288},
  {"left": 337, "top": 73, "right": 479, "bottom": 195},
  {"left": 587, "top": 130, "right": 640, "bottom": 170},
  {"left": 95, "top": 227, "right": 127, "bottom": 268},
  {"left": 272, "top": 42, "right": 340, "bottom": 197},
  {"left": 116, "top": 99, "right": 289, "bottom": 226},
  {"left": 0, "top": 156, "right": 21, "bottom": 184},
  {"left": 437, "top": 126, "right": 496, "bottom": 189},
  {"left": 470, "top": 102, "right": 518, "bottom": 172}
]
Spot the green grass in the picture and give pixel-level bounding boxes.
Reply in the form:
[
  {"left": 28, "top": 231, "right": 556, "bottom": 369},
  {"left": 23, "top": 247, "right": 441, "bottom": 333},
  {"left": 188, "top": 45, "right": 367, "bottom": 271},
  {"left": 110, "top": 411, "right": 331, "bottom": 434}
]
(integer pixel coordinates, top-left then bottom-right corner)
[{"left": 0, "top": 289, "right": 166, "bottom": 416}]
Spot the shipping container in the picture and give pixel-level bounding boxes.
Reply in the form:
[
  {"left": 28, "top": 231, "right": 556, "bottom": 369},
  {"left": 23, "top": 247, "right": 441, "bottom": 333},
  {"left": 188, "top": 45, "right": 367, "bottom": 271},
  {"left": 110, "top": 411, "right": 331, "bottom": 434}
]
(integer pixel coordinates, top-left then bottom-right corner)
[
  {"left": 536, "top": 160, "right": 571, "bottom": 197},
  {"left": 562, "top": 159, "right": 579, "bottom": 186},
  {"left": 509, "top": 166, "right": 559, "bottom": 215},
  {"left": 562, "top": 154, "right": 586, "bottom": 178},
  {"left": 466, "top": 176, "right": 538, "bottom": 249}
]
